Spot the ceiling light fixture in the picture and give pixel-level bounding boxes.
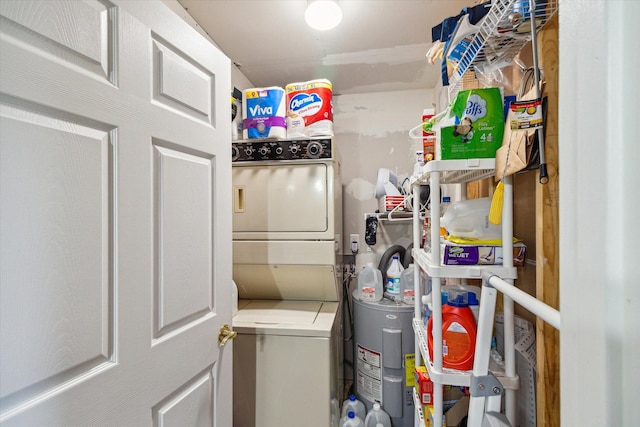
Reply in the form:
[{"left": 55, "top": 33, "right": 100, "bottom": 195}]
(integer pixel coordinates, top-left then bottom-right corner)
[{"left": 305, "top": 0, "right": 342, "bottom": 31}]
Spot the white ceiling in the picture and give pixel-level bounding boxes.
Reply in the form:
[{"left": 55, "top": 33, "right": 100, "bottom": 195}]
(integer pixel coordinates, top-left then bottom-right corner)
[{"left": 178, "top": 0, "right": 474, "bottom": 95}]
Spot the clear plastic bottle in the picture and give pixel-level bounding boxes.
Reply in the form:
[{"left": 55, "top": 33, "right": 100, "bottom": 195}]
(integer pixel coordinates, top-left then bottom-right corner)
[
  {"left": 339, "top": 411, "right": 365, "bottom": 427},
  {"left": 385, "top": 255, "right": 404, "bottom": 294},
  {"left": 358, "top": 263, "right": 383, "bottom": 302},
  {"left": 363, "top": 403, "right": 392, "bottom": 427},
  {"left": 341, "top": 395, "right": 366, "bottom": 420},
  {"left": 400, "top": 264, "right": 415, "bottom": 305}
]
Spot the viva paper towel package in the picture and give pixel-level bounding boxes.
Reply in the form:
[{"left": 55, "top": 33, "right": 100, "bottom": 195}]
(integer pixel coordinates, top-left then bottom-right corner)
[
  {"left": 242, "top": 87, "right": 286, "bottom": 139},
  {"left": 285, "top": 79, "right": 334, "bottom": 138}
]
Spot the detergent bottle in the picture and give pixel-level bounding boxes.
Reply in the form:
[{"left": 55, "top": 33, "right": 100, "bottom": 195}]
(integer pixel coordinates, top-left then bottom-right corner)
[
  {"left": 385, "top": 255, "right": 403, "bottom": 294},
  {"left": 427, "top": 291, "right": 477, "bottom": 371}
]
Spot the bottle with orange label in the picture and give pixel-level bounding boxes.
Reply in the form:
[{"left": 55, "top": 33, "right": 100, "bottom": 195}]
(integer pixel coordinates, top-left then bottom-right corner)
[{"left": 427, "top": 291, "right": 477, "bottom": 371}]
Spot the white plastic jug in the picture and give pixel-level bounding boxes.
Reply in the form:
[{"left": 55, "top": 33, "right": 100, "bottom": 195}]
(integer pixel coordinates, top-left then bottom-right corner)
[
  {"left": 385, "top": 255, "right": 404, "bottom": 294},
  {"left": 339, "top": 411, "right": 365, "bottom": 427},
  {"left": 400, "top": 264, "right": 415, "bottom": 305},
  {"left": 358, "top": 263, "right": 383, "bottom": 302},
  {"left": 440, "top": 197, "right": 501, "bottom": 239},
  {"left": 341, "top": 395, "right": 366, "bottom": 421},
  {"left": 364, "top": 403, "right": 392, "bottom": 427}
]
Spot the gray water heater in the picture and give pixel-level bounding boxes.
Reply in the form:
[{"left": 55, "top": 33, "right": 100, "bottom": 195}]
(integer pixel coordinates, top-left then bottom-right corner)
[{"left": 352, "top": 292, "right": 415, "bottom": 427}]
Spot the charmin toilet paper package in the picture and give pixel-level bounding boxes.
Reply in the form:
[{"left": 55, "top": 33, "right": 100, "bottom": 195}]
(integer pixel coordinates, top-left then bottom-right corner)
[
  {"left": 285, "top": 79, "right": 333, "bottom": 138},
  {"left": 242, "top": 87, "right": 286, "bottom": 139}
]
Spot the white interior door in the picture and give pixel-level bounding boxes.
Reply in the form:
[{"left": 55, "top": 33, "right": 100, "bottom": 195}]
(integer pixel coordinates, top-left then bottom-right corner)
[{"left": 0, "top": 1, "right": 233, "bottom": 425}]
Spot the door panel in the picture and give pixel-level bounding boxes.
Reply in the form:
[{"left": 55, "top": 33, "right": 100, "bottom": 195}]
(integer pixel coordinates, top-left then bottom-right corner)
[
  {"left": 0, "top": 0, "right": 114, "bottom": 82},
  {"left": 153, "top": 367, "right": 215, "bottom": 427},
  {"left": 153, "top": 143, "right": 214, "bottom": 337},
  {"left": 0, "top": 1, "right": 232, "bottom": 425},
  {"left": 0, "top": 100, "right": 115, "bottom": 407}
]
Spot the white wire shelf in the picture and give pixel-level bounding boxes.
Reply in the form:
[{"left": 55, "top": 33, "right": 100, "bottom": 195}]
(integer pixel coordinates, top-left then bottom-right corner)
[
  {"left": 413, "top": 388, "right": 426, "bottom": 424},
  {"left": 412, "top": 247, "right": 518, "bottom": 280},
  {"left": 447, "top": 0, "right": 559, "bottom": 94},
  {"left": 412, "top": 319, "right": 519, "bottom": 390},
  {"left": 412, "top": 159, "right": 496, "bottom": 185}
]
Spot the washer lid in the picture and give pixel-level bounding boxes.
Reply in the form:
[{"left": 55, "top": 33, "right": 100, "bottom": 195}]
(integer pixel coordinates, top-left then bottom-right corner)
[{"left": 233, "top": 300, "right": 339, "bottom": 337}]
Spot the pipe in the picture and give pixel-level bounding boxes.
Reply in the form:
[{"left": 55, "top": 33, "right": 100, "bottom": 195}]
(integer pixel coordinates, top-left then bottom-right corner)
[{"left": 482, "top": 272, "right": 561, "bottom": 330}]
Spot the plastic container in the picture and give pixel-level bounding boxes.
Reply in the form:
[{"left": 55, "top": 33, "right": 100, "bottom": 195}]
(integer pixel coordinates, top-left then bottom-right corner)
[
  {"left": 427, "top": 293, "right": 477, "bottom": 371},
  {"left": 400, "top": 264, "right": 415, "bottom": 305},
  {"left": 468, "top": 291, "right": 479, "bottom": 323},
  {"left": 339, "top": 411, "right": 365, "bottom": 427},
  {"left": 358, "top": 263, "right": 383, "bottom": 302},
  {"left": 341, "top": 395, "right": 366, "bottom": 421},
  {"left": 385, "top": 255, "right": 404, "bottom": 294},
  {"left": 440, "top": 197, "right": 501, "bottom": 239},
  {"left": 363, "top": 403, "right": 392, "bottom": 427}
]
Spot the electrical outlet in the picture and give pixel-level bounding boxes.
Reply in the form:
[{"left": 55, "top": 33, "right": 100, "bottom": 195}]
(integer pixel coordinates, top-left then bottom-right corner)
[{"left": 350, "top": 234, "right": 359, "bottom": 253}]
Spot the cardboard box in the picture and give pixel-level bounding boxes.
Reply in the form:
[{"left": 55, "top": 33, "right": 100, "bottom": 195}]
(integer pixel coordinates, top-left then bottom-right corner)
[
  {"left": 423, "top": 387, "right": 467, "bottom": 427},
  {"left": 441, "top": 241, "right": 526, "bottom": 267},
  {"left": 414, "top": 366, "right": 434, "bottom": 405},
  {"left": 422, "top": 108, "right": 436, "bottom": 162},
  {"left": 445, "top": 395, "right": 470, "bottom": 427}
]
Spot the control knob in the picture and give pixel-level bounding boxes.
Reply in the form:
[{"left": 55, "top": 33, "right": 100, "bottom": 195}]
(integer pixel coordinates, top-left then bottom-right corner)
[
  {"left": 258, "top": 146, "right": 270, "bottom": 156},
  {"left": 275, "top": 146, "right": 284, "bottom": 155},
  {"left": 231, "top": 145, "right": 239, "bottom": 161},
  {"left": 306, "top": 141, "right": 323, "bottom": 158}
]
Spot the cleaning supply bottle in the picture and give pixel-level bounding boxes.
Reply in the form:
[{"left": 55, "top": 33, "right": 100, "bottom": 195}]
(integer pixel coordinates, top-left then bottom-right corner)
[
  {"left": 339, "top": 411, "right": 365, "bottom": 427},
  {"left": 468, "top": 291, "right": 480, "bottom": 324},
  {"left": 400, "top": 264, "right": 415, "bottom": 305},
  {"left": 341, "top": 395, "right": 366, "bottom": 420},
  {"left": 363, "top": 403, "right": 392, "bottom": 427},
  {"left": 427, "top": 292, "right": 477, "bottom": 371},
  {"left": 358, "top": 263, "right": 383, "bottom": 302},
  {"left": 385, "top": 255, "right": 404, "bottom": 295}
]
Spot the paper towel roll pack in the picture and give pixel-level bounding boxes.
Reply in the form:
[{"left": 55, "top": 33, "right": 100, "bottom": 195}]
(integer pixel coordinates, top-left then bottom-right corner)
[
  {"left": 285, "top": 79, "right": 334, "bottom": 138},
  {"left": 242, "top": 87, "right": 286, "bottom": 139}
]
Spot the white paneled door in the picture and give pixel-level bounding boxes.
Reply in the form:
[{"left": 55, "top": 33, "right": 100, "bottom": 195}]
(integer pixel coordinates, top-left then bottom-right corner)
[{"left": 0, "top": 1, "right": 233, "bottom": 426}]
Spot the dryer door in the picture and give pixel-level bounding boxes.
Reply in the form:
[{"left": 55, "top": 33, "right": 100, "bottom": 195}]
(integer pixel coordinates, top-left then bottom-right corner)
[{"left": 232, "top": 162, "right": 335, "bottom": 240}]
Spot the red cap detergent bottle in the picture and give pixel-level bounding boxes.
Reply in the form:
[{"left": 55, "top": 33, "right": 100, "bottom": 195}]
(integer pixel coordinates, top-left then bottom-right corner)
[{"left": 427, "top": 292, "right": 477, "bottom": 371}]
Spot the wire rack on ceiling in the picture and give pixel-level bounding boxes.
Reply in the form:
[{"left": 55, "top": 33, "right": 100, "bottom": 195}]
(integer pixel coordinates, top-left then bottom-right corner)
[{"left": 447, "top": 0, "right": 559, "bottom": 94}]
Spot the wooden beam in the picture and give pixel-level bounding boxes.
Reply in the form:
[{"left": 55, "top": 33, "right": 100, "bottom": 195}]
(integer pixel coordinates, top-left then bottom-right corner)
[{"left": 535, "top": 14, "right": 560, "bottom": 427}]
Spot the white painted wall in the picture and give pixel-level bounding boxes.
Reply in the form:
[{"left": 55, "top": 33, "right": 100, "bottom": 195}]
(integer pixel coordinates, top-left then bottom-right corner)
[
  {"left": 559, "top": 0, "right": 640, "bottom": 425},
  {"left": 334, "top": 89, "right": 436, "bottom": 267}
]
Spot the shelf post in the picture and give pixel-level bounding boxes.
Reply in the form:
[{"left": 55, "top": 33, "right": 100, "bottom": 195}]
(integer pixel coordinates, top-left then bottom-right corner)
[
  {"left": 413, "top": 184, "right": 422, "bottom": 367},
  {"left": 468, "top": 279, "right": 500, "bottom": 427}
]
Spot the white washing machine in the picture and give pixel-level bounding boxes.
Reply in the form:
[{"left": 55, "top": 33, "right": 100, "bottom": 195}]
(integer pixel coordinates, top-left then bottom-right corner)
[
  {"left": 233, "top": 299, "right": 342, "bottom": 427},
  {"left": 231, "top": 138, "right": 343, "bottom": 427}
]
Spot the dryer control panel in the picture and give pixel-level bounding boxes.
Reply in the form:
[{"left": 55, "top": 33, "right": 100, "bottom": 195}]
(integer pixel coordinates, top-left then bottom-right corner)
[{"left": 232, "top": 138, "right": 333, "bottom": 162}]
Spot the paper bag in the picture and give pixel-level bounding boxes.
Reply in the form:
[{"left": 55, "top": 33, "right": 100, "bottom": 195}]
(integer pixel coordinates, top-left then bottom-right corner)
[
  {"left": 495, "top": 82, "right": 545, "bottom": 181},
  {"left": 495, "top": 125, "right": 537, "bottom": 181}
]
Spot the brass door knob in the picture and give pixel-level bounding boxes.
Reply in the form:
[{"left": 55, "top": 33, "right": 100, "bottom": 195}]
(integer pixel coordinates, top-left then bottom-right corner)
[{"left": 218, "top": 324, "right": 237, "bottom": 348}]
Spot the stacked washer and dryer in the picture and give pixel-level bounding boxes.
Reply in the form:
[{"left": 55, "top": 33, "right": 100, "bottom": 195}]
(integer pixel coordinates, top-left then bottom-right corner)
[{"left": 231, "top": 137, "right": 343, "bottom": 427}]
